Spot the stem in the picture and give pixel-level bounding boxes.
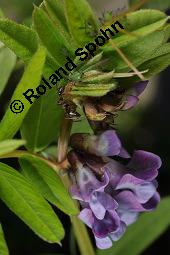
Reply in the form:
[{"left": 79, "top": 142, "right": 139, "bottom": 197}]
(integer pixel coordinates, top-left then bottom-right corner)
[
  {"left": 0, "top": 150, "right": 61, "bottom": 173},
  {"left": 71, "top": 216, "right": 95, "bottom": 255},
  {"left": 109, "top": 40, "right": 145, "bottom": 81},
  {"left": 58, "top": 117, "right": 96, "bottom": 255},
  {"left": 58, "top": 118, "right": 72, "bottom": 163}
]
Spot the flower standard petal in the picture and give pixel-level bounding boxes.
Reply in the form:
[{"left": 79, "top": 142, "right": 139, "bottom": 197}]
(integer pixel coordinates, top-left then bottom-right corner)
[
  {"left": 127, "top": 150, "right": 162, "bottom": 181},
  {"left": 96, "top": 130, "right": 122, "bottom": 156},
  {"left": 70, "top": 130, "right": 122, "bottom": 157}
]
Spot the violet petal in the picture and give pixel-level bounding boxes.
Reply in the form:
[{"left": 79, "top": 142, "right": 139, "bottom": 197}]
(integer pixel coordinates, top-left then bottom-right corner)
[
  {"left": 95, "top": 236, "right": 113, "bottom": 249},
  {"left": 119, "top": 147, "right": 131, "bottom": 158},
  {"left": 89, "top": 192, "right": 107, "bottom": 220},
  {"left": 70, "top": 185, "right": 83, "bottom": 201},
  {"left": 117, "top": 208, "right": 139, "bottom": 225},
  {"left": 79, "top": 208, "right": 94, "bottom": 228},
  {"left": 142, "top": 192, "right": 160, "bottom": 211},
  {"left": 133, "top": 81, "right": 148, "bottom": 96},
  {"left": 115, "top": 190, "right": 145, "bottom": 212},
  {"left": 76, "top": 166, "right": 107, "bottom": 201},
  {"left": 116, "top": 174, "right": 156, "bottom": 203},
  {"left": 89, "top": 191, "right": 118, "bottom": 219},
  {"left": 104, "top": 159, "right": 125, "bottom": 188},
  {"left": 88, "top": 130, "right": 121, "bottom": 156},
  {"left": 93, "top": 211, "right": 120, "bottom": 238},
  {"left": 122, "top": 95, "right": 139, "bottom": 110},
  {"left": 127, "top": 150, "right": 162, "bottom": 181},
  {"left": 110, "top": 221, "right": 126, "bottom": 241}
]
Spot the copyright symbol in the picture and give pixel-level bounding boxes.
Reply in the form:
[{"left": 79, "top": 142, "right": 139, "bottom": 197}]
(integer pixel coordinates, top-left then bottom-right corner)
[{"left": 10, "top": 100, "right": 24, "bottom": 114}]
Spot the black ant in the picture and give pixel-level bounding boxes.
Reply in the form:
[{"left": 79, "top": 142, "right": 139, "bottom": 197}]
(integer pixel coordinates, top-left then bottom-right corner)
[{"left": 57, "top": 86, "right": 81, "bottom": 121}]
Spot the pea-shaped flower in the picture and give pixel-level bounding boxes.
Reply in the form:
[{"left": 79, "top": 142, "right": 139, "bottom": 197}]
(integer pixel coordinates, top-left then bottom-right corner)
[{"left": 68, "top": 130, "right": 161, "bottom": 249}]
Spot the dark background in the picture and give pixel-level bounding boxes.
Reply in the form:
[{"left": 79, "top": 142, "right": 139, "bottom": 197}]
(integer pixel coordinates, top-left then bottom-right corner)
[{"left": 0, "top": 1, "right": 170, "bottom": 254}]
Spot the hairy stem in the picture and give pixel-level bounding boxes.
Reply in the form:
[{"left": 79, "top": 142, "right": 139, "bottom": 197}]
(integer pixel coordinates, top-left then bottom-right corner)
[{"left": 57, "top": 117, "right": 96, "bottom": 255}]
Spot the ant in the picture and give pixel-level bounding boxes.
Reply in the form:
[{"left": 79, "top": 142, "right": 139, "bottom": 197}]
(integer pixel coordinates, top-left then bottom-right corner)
[{"left": 58, "top": 86, "right": 81, "bottom": 121}]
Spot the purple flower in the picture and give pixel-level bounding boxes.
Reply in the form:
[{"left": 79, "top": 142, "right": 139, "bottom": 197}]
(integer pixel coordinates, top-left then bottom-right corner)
[
  {"left": 68, "top": 130, "right": 161, "bottom": 249},
  {"left": 70, "top": 130, "right": 130, "bottom": 158},
  {"left": 122, "top": 81, "right": 148, "bottom": 110},
  {"left": 84, "top": 81, "right": 148, "bottom": 121}
]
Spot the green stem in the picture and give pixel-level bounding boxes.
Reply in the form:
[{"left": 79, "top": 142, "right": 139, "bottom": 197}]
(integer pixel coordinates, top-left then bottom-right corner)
[
  {"left": 58, "top": 117, "right": 96, "bottom": 255},
  {"left": 71, "top": 216, "right": 96, "bottom": 255}
]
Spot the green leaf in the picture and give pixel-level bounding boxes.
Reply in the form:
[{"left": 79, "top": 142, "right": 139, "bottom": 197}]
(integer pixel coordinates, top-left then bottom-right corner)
[
  {"left": 119, "top": 9, "right": 166, "bottom": 32},
  {"left": 139, "top": 52, "right": 170, "bottom": 78},
  {"left": 0, "top": 18, "right": 64, "bottom": 145},
  {"left": 64, "top": 0, "right": 98, "bottom": 46},
  {"left": 0, "top": 46, "right": 46, "bottom": 141},
  {"left": 0, "top": 139, "right": 25, "bottom": 156},
  {"left": 21, "top": 88, "right": 63, "bottom": 152},
  {"left": 0, "top": 224, "right": 9, "bottom": 255},
  {"left": 0, "top": 18, "right": 59, "bottom": 75},
  {"left": 0, "top": 163, "right": 65, "bottom": 243},
  {"left": 19, "top": 155, "right": 78, "bottom": 215},
  {"left": 105, "top": 25, "right": 170, "bottom": 72},
  {"left": 104, "top": 15, "right": 169, "bottom": 53},
  {"left": 0, "top": 46, "right": 16, "bottom": 95},
  {"left": 103, "top": 10, "right": 170, "bottom": 72},
  {"left": 123, "top": 43, "right": 170, "bottom": 86},
  {"left": 33, "top": 6, "right": 74, "bottom": 65},
  {"left": 40, "top": 0, "right": 76, "bottom": 50},
  {"left": 0, "top": 19, "right": 38, "bottom": 62},
  {"left": 98, "top": 197, "right": 170, "bottom": 255},
  {"left": 41, "top": 0, "right": 68, "bottom": 31},
  {"left": 0, "top": 18, "right": 60, "bottom": 83},
  {"left": 130, "top": 0, "right": 170, "bottom": 11}
]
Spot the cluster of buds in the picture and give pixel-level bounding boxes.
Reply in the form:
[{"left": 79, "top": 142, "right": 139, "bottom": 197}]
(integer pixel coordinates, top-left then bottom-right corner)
[
  {"left": 83, "top": 80, "right": 148, "bottom": 122},
  {"left": 68, "top": 130, "right": 161, "bottom": 249},
  {"left": 57, "top": 48, "right": 148, "bottom": 124}
]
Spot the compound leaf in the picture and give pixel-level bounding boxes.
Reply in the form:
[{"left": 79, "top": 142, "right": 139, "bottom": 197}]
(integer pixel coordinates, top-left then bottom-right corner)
[
  {"left": 0, "top": 163, "right": 65, "bottom": 243},
  {"left": 64, "top": 0, "right": 98, "bottom": 46},
  {"left": 0, "top": 19, "right": 38, "bottom": 62},
  {"left": 19, "top": 155, "right": 78, "bottom": 215}
]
